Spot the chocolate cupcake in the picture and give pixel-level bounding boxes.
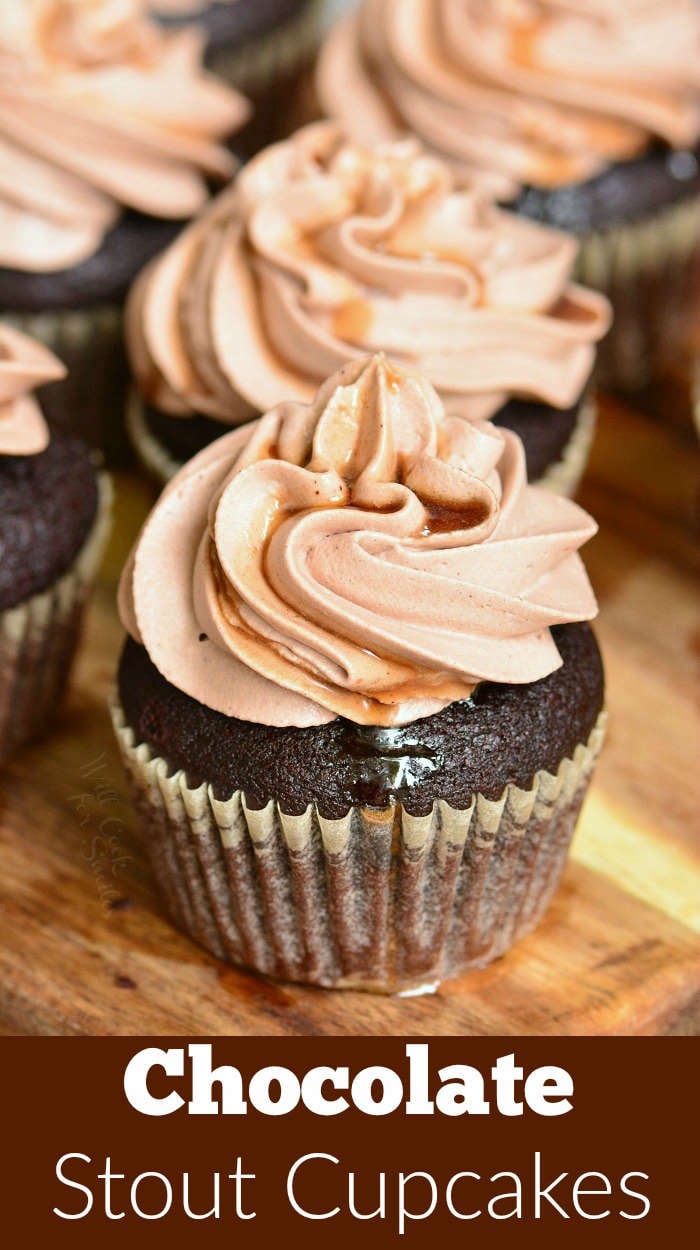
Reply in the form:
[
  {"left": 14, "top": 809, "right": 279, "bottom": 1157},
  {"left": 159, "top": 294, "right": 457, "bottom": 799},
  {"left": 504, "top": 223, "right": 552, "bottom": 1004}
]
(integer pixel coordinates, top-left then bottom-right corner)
[
  {"left": 0, "top": 0, "right": 249, "bottom": 458},
  {"left": 0, "top": 325, "right": 111, "bottom": 764},
  {"left": 149, "top": 0, "right": 323, "bottom": 151},
  {"left": 113, "top": 355, "right": 605, "bottom": 993},
  {"left": 125, "top": 122, "right": 610, "bottom": 492},
  {"left": 317, "top": 0, "right": 700, "bottom": 392}
]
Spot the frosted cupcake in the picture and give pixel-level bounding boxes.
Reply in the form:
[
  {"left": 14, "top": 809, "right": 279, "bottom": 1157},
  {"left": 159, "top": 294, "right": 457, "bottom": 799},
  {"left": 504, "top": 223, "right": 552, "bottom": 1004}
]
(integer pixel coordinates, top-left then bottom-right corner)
[
  {"left": 0, "top": 0, "right": 249, "bottom": 456},
  {"left": 126, "top": 122, "right": 610, "bottom": 491},
  {"left": 317, "top": 0, "right": 700, "bottom": 391},
  {"left": 149, "top": 0, "right": 324, "bottom": 150},
  {"left": 0, "top": 324, "right": 111, "bottom": 763},
  {"left": 113, "top": 354, "right": 605, "bottom": 993}
]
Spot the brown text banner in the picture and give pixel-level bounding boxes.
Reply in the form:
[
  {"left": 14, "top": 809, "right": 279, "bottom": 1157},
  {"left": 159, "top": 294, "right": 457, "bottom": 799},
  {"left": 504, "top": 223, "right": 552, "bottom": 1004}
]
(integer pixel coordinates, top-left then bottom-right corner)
[{"left": 2, "top": 1037, "right": 695, "bottom": 1246}]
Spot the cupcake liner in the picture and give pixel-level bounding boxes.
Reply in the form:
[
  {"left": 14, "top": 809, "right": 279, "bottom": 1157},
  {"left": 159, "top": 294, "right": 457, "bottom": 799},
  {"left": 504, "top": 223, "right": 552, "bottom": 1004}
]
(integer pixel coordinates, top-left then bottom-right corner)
[
  {"left": 126, "top": 388, "right": 186, "bottom": 487},
  {"left": 209, "top": 0, "right": 323, "bottom": 96},
  {"left": 3, "top": 306, "right": 129, "bottom": 463},
  {"left": 0, "top": 475, "right": 113, "bottom": 765},
  {"left": 211, "top": 0, "right": 325, "bottom": 152},
  {"left": 576, "top": 194, "right": 700, "bottom": 392},
  {"left": 537, "top": 395, "right": 597, "bottom": 498},
  {"left": 692, "top": 359, "right": 700, "bottom": 438},
  {"left": 112, "top": 700, "right": 606, "bottom": 993},
  {"left": 128, "top": 387, "right": 597, "bottom": 495}
]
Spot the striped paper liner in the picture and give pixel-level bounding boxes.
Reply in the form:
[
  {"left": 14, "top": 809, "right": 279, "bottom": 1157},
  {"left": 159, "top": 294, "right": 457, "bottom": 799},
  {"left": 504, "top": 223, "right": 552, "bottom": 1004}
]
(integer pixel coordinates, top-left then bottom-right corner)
[
  {"left": 0, "top": 476, "right": 113, "bottom": 764},
  {"left": 113, "top": 700, "right": 606, "bottom": 993}
]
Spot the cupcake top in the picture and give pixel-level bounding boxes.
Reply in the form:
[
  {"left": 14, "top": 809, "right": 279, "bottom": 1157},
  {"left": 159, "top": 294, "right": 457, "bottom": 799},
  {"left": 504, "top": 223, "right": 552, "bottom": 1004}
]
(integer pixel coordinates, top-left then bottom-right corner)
[
  {"left": 0, "top": 0, "right": 250, "bottom": 273},
  {"left": 119, "top": 354, "right": 598, "bottom": 729},
  {"left": 149, "top": 1, "right": 226, "bottom": 12},
  {"left": 126, "top": 121, "right": 610, "bottom": 428},
  {"left": 317, "top": 0, "right": 700, "bottom": 200},
  {"left": 0, "top": 323, "right": 65, "bottom": 455}
]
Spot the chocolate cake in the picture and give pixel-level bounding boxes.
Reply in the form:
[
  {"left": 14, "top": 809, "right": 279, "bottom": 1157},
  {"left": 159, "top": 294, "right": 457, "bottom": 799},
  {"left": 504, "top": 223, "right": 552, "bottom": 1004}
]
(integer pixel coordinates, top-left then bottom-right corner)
[
  {"left": 113, "top": 355, "right": 606, "bottom": 990},
  {"left": 0, "top": 324, "right": 111, "bottom": 764},
  {"left": 514, "top": 141, "right": 700, "bottom": 234},
  {"left": 118, "top": 622, "right": 604, "bottom": 819},
  {"left": 0, "top": 215, "right": 187, "bottom": 315},
  {"left": 0, "top": 433, "right": 99, "bottom": 612}
]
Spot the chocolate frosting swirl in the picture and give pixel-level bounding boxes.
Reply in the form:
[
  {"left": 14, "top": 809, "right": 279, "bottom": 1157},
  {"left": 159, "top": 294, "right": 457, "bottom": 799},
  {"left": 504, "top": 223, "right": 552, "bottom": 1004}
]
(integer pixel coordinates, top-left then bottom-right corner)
[
  {"left": 0, "top": 323, "right": 64, "bottom": 455},
  {"left": 0, "top": 0, "right": 249, "bottom": 272},
  {"left": 119, "top": 355, "right": 598, "bottom": 728},
  {"left": 317, "top": 0, "right": 700, "bottom": 198},
  {"left": 126, "top": 121, "right": 610, "bottom": 428}
]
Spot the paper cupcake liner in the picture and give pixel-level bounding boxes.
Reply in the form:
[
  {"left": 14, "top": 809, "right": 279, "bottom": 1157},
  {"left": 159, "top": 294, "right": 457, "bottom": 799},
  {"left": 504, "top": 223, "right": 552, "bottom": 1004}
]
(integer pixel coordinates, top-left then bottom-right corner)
[
  {"left": 537, "top": 394, "right": 597, "bottom": 498},
  {"left": 208, "top": 0, "right": 323, "bottom": 96},
  {"left": 126, "top": 389, "right": 185, "bottom": 487},
  {"left": 577, "top": 195, "right": 700, "bottom": 393},
  {"left": 3, "top": 306, "right": 129, "bottom": 463},
  {"left": 112, "top": 700, "right": 606, "bottom": 992},
  {"left": 0, "top": 476, "right": 113, "bottom": 765},
  {"left": 692, "top": 360, "right": 700, "bottom": 439},
  {"left": 210, "top": 0, "right": 324, "bottom": 153}
]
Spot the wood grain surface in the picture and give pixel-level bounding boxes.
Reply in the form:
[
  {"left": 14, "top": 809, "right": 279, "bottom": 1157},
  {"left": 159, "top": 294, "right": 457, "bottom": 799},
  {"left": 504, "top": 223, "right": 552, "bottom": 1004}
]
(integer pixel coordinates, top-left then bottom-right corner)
[{"left": 0, "top": 396, "right": 698, "bottom": 1036}]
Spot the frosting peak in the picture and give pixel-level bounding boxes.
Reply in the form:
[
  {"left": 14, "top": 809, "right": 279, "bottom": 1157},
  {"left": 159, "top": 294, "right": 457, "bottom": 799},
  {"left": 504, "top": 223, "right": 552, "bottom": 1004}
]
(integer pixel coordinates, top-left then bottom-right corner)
[
  {"left": 126, "top": 121, "right": 610, "bottom": 429},
  {"left": 4, "top": 0, "right": 157, "bottom": 69},
  {"left": 317, "top": 0, "right": 700, "bottom": 197},
  {"left": 0, "top": 323, "right": 64, "bottom": 456},
  {"left": 0, "top": 0, "right": 250, "bottom": 273},
  {"left": 119, "top": 355, "right": 598, "bottom": 728}
]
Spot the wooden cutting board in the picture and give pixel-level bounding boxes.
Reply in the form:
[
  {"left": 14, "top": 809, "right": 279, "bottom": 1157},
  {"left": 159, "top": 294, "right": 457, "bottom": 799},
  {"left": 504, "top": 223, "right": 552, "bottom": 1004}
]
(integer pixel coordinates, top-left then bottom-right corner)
[{"left": 0, "top": 397, "right": 698, "bottom": 1036}]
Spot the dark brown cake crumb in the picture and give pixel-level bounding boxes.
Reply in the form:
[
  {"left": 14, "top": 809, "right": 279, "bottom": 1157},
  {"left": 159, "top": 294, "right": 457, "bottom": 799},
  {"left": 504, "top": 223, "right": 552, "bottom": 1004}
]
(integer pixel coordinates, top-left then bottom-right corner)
[
  {"left": 514, "top": 139, "right": 700, "bottom": 232},
  {"left": 492, "top": 396, "right": 581, "bottom": 482},
  {"left": 118, "top": 623, "right": 604, "bottom": 820},
  {"left": 114, "top": 974, "right": 137, "bottom": 990},
  {"left": 0, "top": 213, "right": 185, "bottom": 313},
  {"left": 0, "top": 430, "right": 99, "bottom": 611}
]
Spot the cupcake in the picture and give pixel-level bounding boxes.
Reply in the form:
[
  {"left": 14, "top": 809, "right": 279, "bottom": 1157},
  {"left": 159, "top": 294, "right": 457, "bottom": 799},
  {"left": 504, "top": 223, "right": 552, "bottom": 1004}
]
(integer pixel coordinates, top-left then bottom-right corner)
[
  {"left": 125, "top": 122, "right": 610, "bottom": 492},
  {"left": 0, "top": 324, "right": 112, "bottom": 764},
  {"left": 149, "top": 0, "right": 324, "bottom": 151},
  {"left": 0, "top": 0, "right": 249, "bottom": 458},
  {"left": 113, "top": 354, "right": 605, "bottom": 993},
  {"left": 317, "top": 0, "right": 700, "bottom": 391}
]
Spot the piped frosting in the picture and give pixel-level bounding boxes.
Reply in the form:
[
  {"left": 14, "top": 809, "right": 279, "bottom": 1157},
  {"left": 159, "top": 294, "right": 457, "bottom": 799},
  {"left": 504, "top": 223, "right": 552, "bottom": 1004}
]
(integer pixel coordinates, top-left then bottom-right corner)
[
  {"left": 0, "top": 0, "right": 250, "bottom": 272},
  {"left": 317, "top": 0, "right": 700, "bottom": 199},
  {"left": 0, "top": 323, "right": 65, "bottom": 456},
  {"left": 119, "top": 354, "right": 599, "bottom": 728},
  {"left": 126, "top": 121, "right": 610, "bottom": 429}
]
